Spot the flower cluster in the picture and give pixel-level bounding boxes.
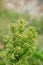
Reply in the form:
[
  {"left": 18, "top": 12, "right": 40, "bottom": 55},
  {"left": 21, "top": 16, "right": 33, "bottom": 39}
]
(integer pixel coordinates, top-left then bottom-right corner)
[{"left": 2, "top": 19, "right": 37, "bottom": 65}]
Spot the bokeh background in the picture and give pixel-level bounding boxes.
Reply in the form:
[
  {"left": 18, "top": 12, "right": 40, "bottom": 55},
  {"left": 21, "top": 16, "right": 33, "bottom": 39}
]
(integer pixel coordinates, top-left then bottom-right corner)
[{"left": 0, "top": 0, "right": 43, "bottom": 65}]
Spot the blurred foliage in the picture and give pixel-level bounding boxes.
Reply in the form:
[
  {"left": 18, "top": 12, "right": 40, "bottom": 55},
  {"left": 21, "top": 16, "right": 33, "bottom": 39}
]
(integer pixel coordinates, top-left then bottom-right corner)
[
  {"left": 0, "top": 10, "right": 43, "bottom": 35},
  {"left": 0, "top": 10, "right": 30, "bottom": 23},
  {"left": 0, "top": 59, "right": 5, "bottom": 65},
  {"left": 1, "top": 19, "right": 37, "bottom": 65},
  {"left": 0, "top": 10, "right": 30, "bottom": 35},
  {"left": 0, "top": 10, "right": 43, "bottom": 65},
  {"left": 30, "top": 17, "right": 43, "bottom": 34}
]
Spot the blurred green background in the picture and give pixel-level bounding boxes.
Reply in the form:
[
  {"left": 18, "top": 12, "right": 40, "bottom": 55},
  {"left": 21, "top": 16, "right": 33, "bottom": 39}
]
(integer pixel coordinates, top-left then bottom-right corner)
[
  {"left": 0, "top": 9, "right": 43, "bottom": 65},
  {"left": 0, "top": 0, "right": 43, "bottom": 65}
]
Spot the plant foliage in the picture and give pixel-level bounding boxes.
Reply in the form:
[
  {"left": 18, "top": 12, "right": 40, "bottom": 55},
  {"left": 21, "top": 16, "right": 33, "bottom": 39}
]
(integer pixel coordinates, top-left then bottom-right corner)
[{"left": 2, "top": 19, "right": 37, "bottom": 65}]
